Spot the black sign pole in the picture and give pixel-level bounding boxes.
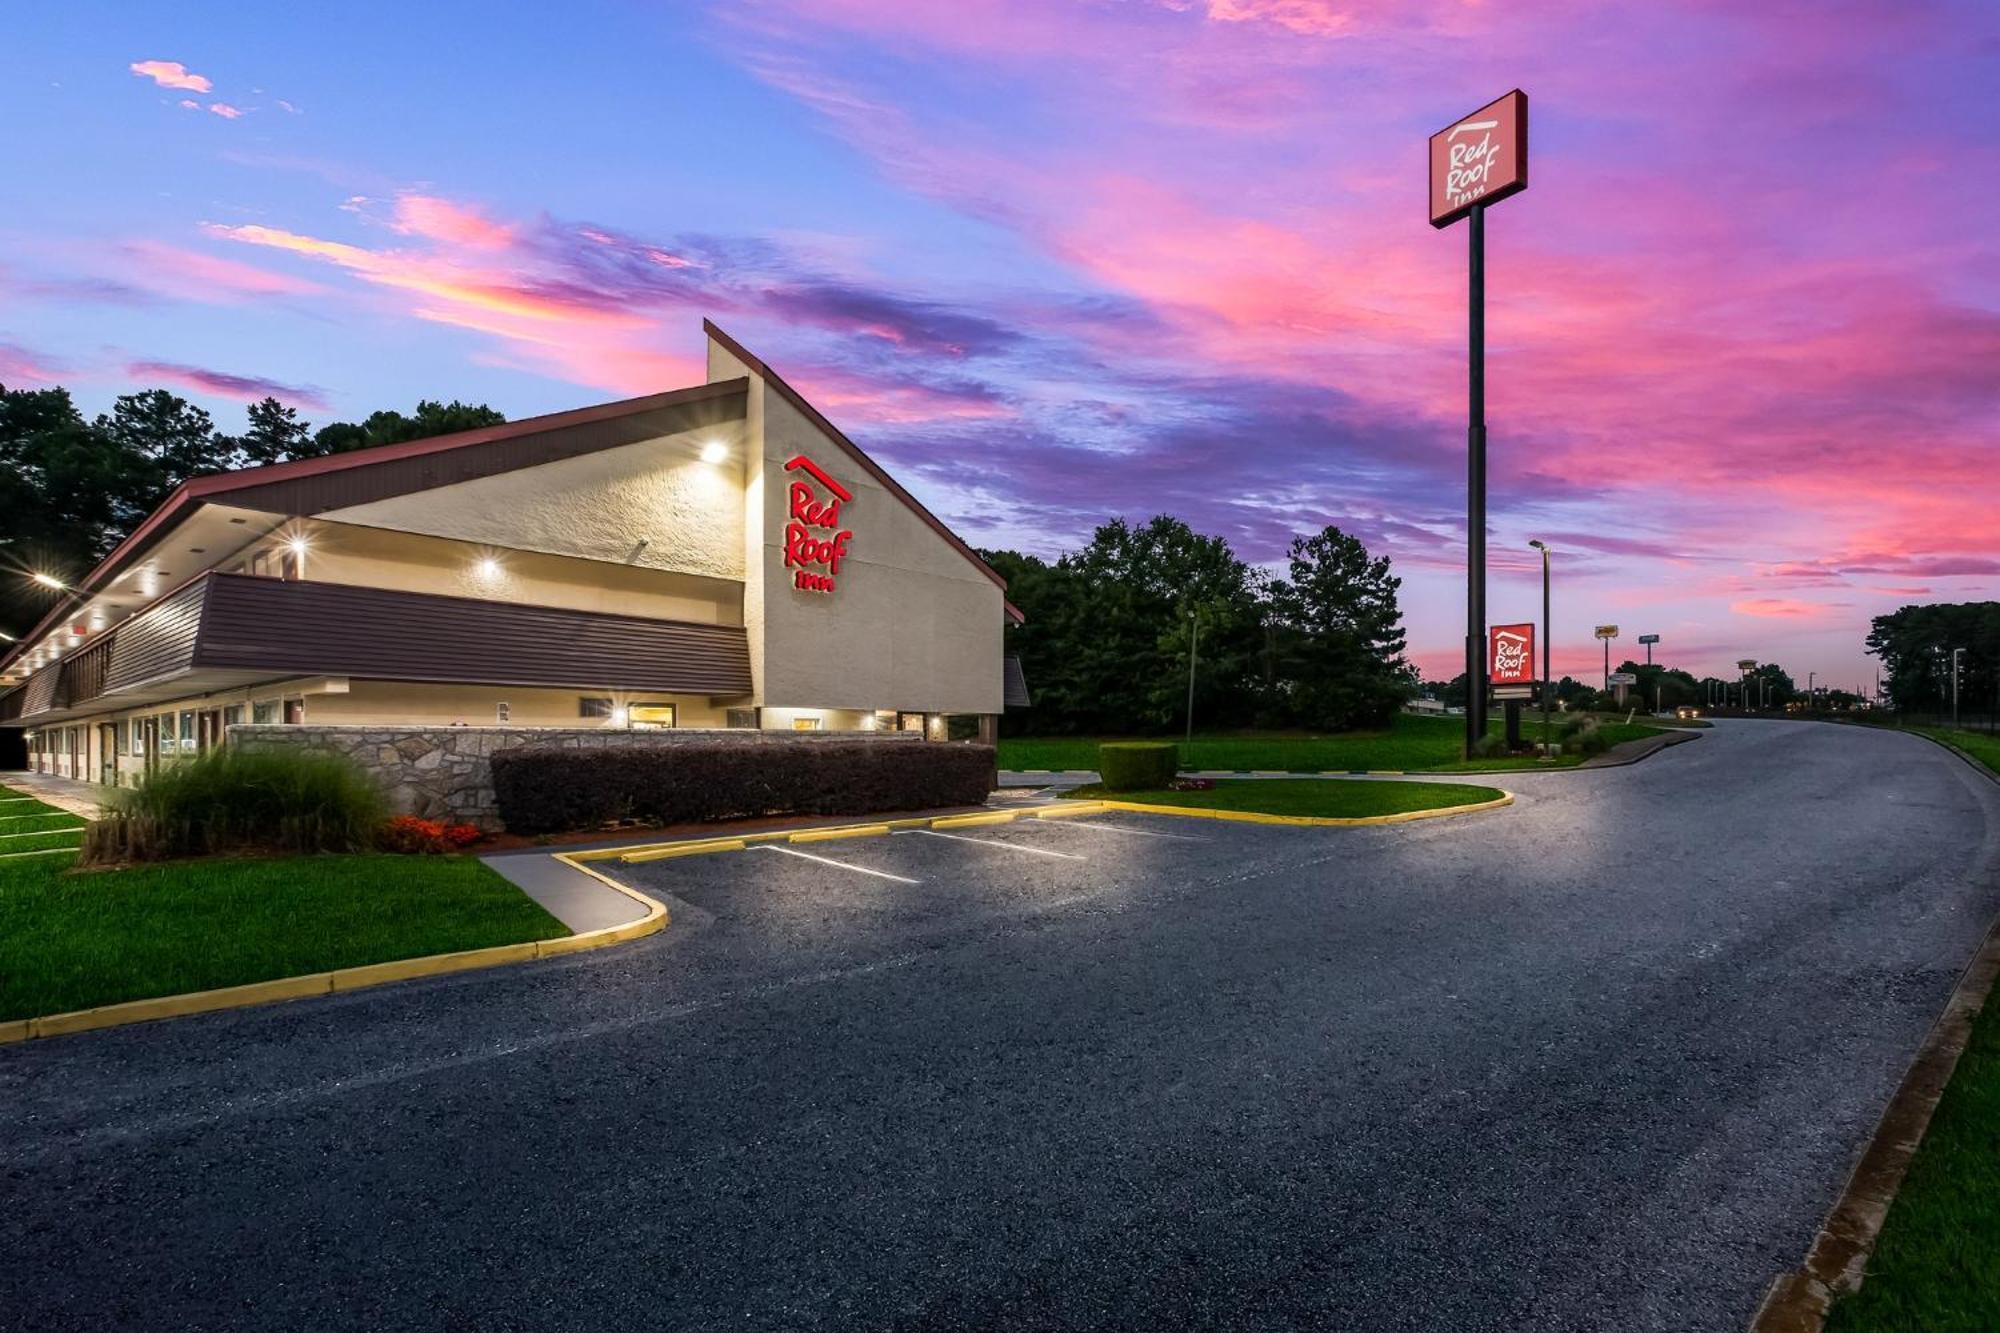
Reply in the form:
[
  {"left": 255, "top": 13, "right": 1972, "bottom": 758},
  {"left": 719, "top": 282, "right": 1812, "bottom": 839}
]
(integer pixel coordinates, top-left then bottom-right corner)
[{"left": 1465, "top": 202, "right": 1488, "bottom": 756}]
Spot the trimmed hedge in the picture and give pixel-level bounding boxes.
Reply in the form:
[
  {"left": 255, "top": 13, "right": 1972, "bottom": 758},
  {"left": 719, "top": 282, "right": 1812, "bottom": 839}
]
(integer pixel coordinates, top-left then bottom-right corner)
[
  {"left": 1097, "top": 741, "right": 1179, "bottom": 791},
  {"left": 490, "top": 741, "right": 997, "bottom": 834}
]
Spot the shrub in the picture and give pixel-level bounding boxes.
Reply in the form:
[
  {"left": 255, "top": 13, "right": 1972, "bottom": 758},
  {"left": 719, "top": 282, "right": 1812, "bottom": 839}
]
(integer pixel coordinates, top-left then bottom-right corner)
[
  {"left": 1097, "top": 741, "right": 1179, "bottom": 791},
  {"left": 489, "top": 741, "right": 997, "bottom": 835},
  {"left": 1468, "top": 734, "right": 1509, "bottom": 759},
  {"left": 1577, "top": 728, "right": 1613, "bottom": 756},
  {"left": 81, "top": 746, "right": 386, "bottom": 865},
  {"left": 379, "top": 815, "right": 484, "bottom": 855}
]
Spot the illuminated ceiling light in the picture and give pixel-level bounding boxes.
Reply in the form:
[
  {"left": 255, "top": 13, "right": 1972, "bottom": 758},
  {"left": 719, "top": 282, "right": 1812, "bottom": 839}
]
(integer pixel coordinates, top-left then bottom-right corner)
[
  {"left": 476, "top": 557, "right": 502, "bottom": 580},
  {"left": 30, "top": 572, "right": 64, "bottom": 590},
  {"left": 287, "top": 536, "right": 309, "bottom": 556},
  {"left": 0, "top": 631, "right": 15, "bottom": 642},
  {"left": 699, "top": 440, "right": 729, "bottom": 465}
]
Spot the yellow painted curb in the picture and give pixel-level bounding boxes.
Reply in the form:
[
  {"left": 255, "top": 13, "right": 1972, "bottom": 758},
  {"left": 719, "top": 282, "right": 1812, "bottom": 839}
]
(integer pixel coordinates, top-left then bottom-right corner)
[
  {"left": 1032, "top": 801, "right": 1107, "bottom": 819},
  {"left": 1090, "top": 792, "right": 1514, "bottom": 828},
  {"left": 0, "top": 852, "right": 668, "bottom": 1046},
  {"left": 1366, "top": 770, "right": 1406, "bottom": 776},
  {"left": 618, "top": 837, "right": 749, "bottom": 864},
  {"left": 930, "top": 812, "right": 1016, "bottom": 829},
  {"left": 791, "top": 824, "right": 891, "bottom": 844}
]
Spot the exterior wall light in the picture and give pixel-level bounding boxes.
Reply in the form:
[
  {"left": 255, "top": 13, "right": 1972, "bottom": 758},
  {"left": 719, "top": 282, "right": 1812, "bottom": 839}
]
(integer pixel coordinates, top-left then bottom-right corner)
[
  {"left": 699, "top": 440, "right": 729, "bottom": 464},
  {"left": 30, "top": 572, "right": 65, "bottom": 590},
  {"left": 610, "top": 705, "right": 630, "bottom": 727},
  {"left": 475, "top": 557, "right": 502, "bottom": 580}
]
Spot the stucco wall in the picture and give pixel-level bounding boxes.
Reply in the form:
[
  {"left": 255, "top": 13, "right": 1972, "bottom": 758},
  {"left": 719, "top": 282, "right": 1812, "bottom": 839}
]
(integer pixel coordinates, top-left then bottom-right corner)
[
  {"left": 322, "top": 421, "right": 749, "bottom": 582},
  {"left": 229, "top": 723, "right": 922, "bottom": 827},
  {"left": 714, "top": 336, "right": 1004, "bottom": 717}
]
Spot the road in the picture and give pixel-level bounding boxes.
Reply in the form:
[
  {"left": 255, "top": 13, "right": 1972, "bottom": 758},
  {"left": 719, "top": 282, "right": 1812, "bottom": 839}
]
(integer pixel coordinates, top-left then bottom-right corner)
[{"left": 3, "top": 721, "right": 1996, "bottom": 1331}]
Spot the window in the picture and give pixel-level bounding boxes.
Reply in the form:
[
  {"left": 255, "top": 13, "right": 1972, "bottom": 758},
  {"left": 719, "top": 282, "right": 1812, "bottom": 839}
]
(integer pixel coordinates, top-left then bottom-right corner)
[
  {"left": 223, "top": 705, "right": 244, "bottom": 727},
  {"left": 791, "top": 716, "right": 821, "bottom": 732},
  {"left": 628, "top": 703, "right": 676, "bottom": 730},
  {"left": 579, "top": 697, "right": 613, "bottom": 719},
  {"left": 159, "top": 714, "right": 177, "bottom": 755},
  {"left": 252, "top": 699, "right": 279, "bottom": 725},
  {"left": 128, "top": 720, "right": 143, "bottom": 756},
  {"left": 282, "top": 698, "right": 304, "bottom": 724},
  {"left": 726, "top": 708, "right": 759, "bottom": 729},
  {"left": 179, "top": 711, "right": 195, "bottom": 749}
]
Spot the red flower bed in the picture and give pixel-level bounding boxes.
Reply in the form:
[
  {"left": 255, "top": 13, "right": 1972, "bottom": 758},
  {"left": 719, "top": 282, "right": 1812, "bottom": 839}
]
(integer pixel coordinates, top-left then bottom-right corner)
[{"left": 378, "top": 815, "right": 484, "bottom": 855}]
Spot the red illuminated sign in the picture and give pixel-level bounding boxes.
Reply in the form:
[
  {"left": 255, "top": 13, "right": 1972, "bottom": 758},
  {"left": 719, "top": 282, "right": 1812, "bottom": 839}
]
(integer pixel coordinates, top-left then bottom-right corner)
[
  {"left": 1489, "top": 623, "right": 1535, "bottom": 685},
  {"left": 1429, "top": 90, "right": 1528, "bottom": 228},
  {"left": 783, "top": 454, "right": 854, "bottom": 594}
]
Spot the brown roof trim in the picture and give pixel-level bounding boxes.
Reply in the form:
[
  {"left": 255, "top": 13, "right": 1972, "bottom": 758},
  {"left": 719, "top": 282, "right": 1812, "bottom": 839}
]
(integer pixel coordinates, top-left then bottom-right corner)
[
  {"left": 702, "top": 319, "right": 1020, "bottom": 622},
  {"left": 1, "top": 379, "right": 750, "bottom": 672}
]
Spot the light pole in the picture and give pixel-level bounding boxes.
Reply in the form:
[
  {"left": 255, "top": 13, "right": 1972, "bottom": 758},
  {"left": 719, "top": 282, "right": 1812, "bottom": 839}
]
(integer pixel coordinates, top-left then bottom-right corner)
[
  {"left": 1529, "top": 540, "right": 1551, "bottom": 758},
  {"left": 1808, "top": 672, "right": 1816, "bottom": 714},
  {"left": 1951, "top": 647, "right": 1965, "bottom": 729},
  {"left": 1184, "top": 609, "right": 1200, "bottom": 744}
]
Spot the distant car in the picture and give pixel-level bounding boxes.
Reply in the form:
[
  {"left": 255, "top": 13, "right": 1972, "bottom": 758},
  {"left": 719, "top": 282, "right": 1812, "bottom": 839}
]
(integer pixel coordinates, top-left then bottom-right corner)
[{"left": 1676, "top": 706, "right": 1700, "bottom": 720}]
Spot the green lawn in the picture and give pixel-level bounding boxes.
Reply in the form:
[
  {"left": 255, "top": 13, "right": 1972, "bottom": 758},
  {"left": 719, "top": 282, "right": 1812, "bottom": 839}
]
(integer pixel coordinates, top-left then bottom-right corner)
[
  {"left": 0, "top": 849, "right": 567, "bottom": 1022},
  {"left": 1063, "top": 777, "right": 1504, "bottom": 818},
  {"left": 1822, "top": 727, "right": 2000, "bottom": 1331},
  {"left": 0, "top": 785, "right": 86, "bottom": 859},
  {"left": 1000, "top": 711, "right": 1665, "bottom": 773}
]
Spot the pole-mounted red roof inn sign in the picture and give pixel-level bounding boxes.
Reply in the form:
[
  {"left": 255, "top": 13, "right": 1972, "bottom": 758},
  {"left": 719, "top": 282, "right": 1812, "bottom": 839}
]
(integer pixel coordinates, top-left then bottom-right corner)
[
  {"left": 1489, "top": 623, "right": 1536, "bottom": 685},
  {"left": 1429, "top": 90, "right": 1528, "bottom": 227},
  {"left": 784, "top": 454, "right": 854, "bottom": 594}
]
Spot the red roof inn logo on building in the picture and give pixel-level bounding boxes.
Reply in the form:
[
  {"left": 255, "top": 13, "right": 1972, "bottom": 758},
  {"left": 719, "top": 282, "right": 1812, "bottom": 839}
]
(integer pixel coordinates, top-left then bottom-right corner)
[
  {"left": 784, "top": 454, "right": 854, "bottom": 594},
  {"left": 1489, "top": 623, "right": 1536, "bottom": 685}
]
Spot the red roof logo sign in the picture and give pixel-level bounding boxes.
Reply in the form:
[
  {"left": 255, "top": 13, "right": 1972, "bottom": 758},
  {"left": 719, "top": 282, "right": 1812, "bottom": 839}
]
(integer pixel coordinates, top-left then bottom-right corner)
[
  {"left": 1488, "top": 623, "right": 1535, "bottom": 685},
  {"left": 784, "top": 454, "right": 854, "bottom": 595}
]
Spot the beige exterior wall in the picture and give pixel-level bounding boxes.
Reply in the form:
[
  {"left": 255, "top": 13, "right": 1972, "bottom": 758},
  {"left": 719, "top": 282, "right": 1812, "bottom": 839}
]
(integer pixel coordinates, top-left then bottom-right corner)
[
  {"left": 321, "top": 420, "right": 749, "bottom": 582},
  {"left": 265, "top": 522, "right": 742, "bottom": 625},
  {"left": 22, "top": 677, "right": 734, "bottom": 788},
  {"left": 712, "top": 336, "right": 1004, "bottom": 718}
]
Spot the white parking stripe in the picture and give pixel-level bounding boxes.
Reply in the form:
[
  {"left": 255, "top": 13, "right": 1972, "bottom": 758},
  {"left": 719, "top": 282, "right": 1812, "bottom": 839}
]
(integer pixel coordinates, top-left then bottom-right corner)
[
  {"left": 1046, "top": 820, "right": 1208, "bottom": 842},
  {"left": 900, "top": 828, "right": 1086, "bottom": 860},
  {"left": 751, "top": 844, "right": 921, "bottom": 883}
]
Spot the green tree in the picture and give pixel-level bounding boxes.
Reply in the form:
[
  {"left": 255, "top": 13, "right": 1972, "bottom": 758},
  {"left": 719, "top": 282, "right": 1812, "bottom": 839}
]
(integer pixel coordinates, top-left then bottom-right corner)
[
  {"left": 1867, "top": 602, "right": 1999, "bottom": 714},
  {"left": 230, "top": 397, "right": 314, "bottom": 467},
  {"left": 312, "top": 399, "right": 507, "bottom": 455},
  {"left": 1266, "top": 525, "right": 1411, "bottom": 729}
]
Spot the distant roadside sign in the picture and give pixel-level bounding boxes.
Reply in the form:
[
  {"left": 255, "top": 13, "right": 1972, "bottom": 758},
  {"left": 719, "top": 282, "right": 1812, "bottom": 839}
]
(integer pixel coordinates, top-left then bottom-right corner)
[
  {"left": 1637, "top": 634, "right": 1660, "bottom": 645},
  {"left": 1594, "top": 625, "right": 1619, "bottom": 640},
  {"left": 1737, "top": 658, "right": 1758, "bottom": 671},
  {"left": 1608, "top": 672, "right": 1638, "bottom": 686}
]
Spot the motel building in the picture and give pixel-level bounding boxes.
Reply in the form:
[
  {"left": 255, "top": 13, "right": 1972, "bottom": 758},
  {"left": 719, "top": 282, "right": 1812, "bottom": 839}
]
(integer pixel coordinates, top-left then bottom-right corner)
[{"left": 0, "top": 322, "right": 1029, "bottom": 786}]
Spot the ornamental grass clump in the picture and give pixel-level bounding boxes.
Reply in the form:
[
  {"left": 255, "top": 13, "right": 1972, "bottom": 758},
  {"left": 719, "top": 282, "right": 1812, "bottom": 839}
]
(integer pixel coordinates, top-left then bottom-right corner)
[{"left": 81, "top": 746, "right": 386, "bottom": 865}]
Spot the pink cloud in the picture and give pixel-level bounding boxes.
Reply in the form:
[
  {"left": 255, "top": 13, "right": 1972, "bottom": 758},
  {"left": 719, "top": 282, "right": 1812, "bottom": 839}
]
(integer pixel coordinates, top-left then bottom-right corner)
[
  {"left": 392, "top": 194, "right": 515, "bottom": 250},
  {"left": 118, "top": 241, "right": 328, "bottom": 300},
  {"left": 207, "top": 102, "right": 244, "bottom": 119},
  {"left": 1730, "top": 598, "right": 1847, "bottom": 619},
  {"left": 0, "top": 342, "right": 64, "bottom": 386},
  {"left": 126, "top": 359, "right": 327, "bottom": 410},
  {"left": 129, "top": 60, "right": 211, "bottom": 93}
]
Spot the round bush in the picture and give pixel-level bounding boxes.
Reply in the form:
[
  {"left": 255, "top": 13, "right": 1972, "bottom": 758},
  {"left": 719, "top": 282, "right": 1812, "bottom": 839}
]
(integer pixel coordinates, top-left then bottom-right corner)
[{"left": 1097, "top": 742, "right": 1179, "bottom": 791}]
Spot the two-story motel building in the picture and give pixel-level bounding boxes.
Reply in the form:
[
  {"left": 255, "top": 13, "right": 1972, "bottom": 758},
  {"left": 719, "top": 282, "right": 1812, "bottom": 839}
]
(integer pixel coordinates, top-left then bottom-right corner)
[{"left": 0, "top": 322, "right": 1026, "bottom": 785}]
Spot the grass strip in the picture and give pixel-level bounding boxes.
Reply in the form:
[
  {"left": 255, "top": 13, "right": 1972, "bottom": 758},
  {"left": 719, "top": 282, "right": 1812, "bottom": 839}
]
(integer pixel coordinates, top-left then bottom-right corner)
[
  {"left": 1000, "top": 712, "right": 1661, "bottom": 774},
  {"left": 1062, "top": 777, "right": 1502, "bottom": 819},
  {"left": 0, "top": 852, "right": 568, "bottom": 1022}
]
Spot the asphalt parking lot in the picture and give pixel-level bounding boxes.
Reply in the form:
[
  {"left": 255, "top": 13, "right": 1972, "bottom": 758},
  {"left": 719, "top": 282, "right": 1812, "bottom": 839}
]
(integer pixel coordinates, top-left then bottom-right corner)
[{"left": 3, "top": 721, "right": 1998, "bottom": 1331}]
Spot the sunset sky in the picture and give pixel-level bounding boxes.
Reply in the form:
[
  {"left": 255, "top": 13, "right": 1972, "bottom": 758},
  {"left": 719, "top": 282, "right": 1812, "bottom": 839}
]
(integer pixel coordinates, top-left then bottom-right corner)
[{"left": 4, "top": 1, "right": 1995, "bottom": 686}]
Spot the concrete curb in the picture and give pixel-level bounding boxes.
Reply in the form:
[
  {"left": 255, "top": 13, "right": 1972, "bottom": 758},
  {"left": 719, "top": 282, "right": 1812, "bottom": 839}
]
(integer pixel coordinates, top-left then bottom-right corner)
[
  {"left": 578, "top": 788, "right": 1515, "bottom": 868},
  {"left": 0, "top": 853, "right": 667, "bottom": 1046},
  {"left": 1747, "top": 731, "right": 2000, "bottom": 1332}
]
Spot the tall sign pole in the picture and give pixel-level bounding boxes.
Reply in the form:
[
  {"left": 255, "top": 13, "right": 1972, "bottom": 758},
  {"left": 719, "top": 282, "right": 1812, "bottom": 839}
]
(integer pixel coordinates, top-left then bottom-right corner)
[{"left": 1431, "top": 90, "right": 1528, "bottom": 755}]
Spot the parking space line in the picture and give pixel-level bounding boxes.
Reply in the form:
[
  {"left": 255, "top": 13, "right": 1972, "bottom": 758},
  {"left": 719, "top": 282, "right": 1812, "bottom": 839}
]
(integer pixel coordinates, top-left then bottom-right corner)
[
  {"left": 751, "top": 844, "right": 921, "bottom": 883},
  {"left": 899, "top": 828, "right": 1086, "bottom": 860},
  {"left": 1046, "top": 820, "right": 1208, "bottom": 842}
]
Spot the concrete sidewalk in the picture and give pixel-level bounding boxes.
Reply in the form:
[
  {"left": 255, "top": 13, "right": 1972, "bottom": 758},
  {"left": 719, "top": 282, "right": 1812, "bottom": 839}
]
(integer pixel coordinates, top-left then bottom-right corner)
[{"left": 0, "top": 770, "right": 109, "bottom": 819}]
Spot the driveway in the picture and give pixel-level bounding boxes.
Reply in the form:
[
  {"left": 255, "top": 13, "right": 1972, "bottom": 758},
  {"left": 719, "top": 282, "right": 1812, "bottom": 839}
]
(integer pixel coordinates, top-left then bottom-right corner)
[{"left": 2, "top": 721, "right": 1995, "bottom": 1331}]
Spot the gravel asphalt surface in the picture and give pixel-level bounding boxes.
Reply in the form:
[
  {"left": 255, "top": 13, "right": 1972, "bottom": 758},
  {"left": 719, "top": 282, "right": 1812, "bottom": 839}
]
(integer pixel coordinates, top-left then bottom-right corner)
[{"left": 3, "top": 720, "right": 1996, "bottom": 1331}]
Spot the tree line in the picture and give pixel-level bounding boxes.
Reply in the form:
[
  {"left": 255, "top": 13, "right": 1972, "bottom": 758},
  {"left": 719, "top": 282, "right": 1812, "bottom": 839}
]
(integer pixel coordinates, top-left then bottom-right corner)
[
  {"left": 0, "top": 382, "right": 503, "bottom": 637},
  {"left": 984, "top": 516, "right": 1413, "bottom": 736},
  {"left": 1868, "top": 602, "right": 1998, "bottom": 714}
]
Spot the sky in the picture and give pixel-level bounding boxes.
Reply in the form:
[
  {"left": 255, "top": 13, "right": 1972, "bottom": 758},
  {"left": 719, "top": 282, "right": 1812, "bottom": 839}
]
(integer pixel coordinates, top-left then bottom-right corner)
[{"left": 2, "top": 1, "right": 1996, "bottom": 688}]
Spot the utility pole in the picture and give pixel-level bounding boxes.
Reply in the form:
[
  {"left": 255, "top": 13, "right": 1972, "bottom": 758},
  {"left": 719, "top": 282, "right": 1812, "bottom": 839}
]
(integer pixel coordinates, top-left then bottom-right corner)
[
  {"left": 1184, "top": 610, "right": 1200, "bottom": 744},
  {"left": 1530, "top": 540, "right": 1551, "bottom": 760}
]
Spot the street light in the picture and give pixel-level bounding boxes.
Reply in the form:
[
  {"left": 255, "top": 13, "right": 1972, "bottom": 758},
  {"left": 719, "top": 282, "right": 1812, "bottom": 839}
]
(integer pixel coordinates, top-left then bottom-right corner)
[
  {"left": 1528, "top": 540, "right": 1552, "bottom": 760},
  {"left": 1184, "top": 608, "right": 1201, "bottom": 745},
  {"left": 1951, "top": 647, "right": 1965, "bottom": 729}
]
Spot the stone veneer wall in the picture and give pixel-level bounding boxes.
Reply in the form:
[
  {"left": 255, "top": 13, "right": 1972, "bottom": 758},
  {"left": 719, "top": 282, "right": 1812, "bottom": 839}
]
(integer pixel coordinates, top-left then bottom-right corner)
[{"left": 227, "top": 724, "right": 922, "bottom": 828}]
